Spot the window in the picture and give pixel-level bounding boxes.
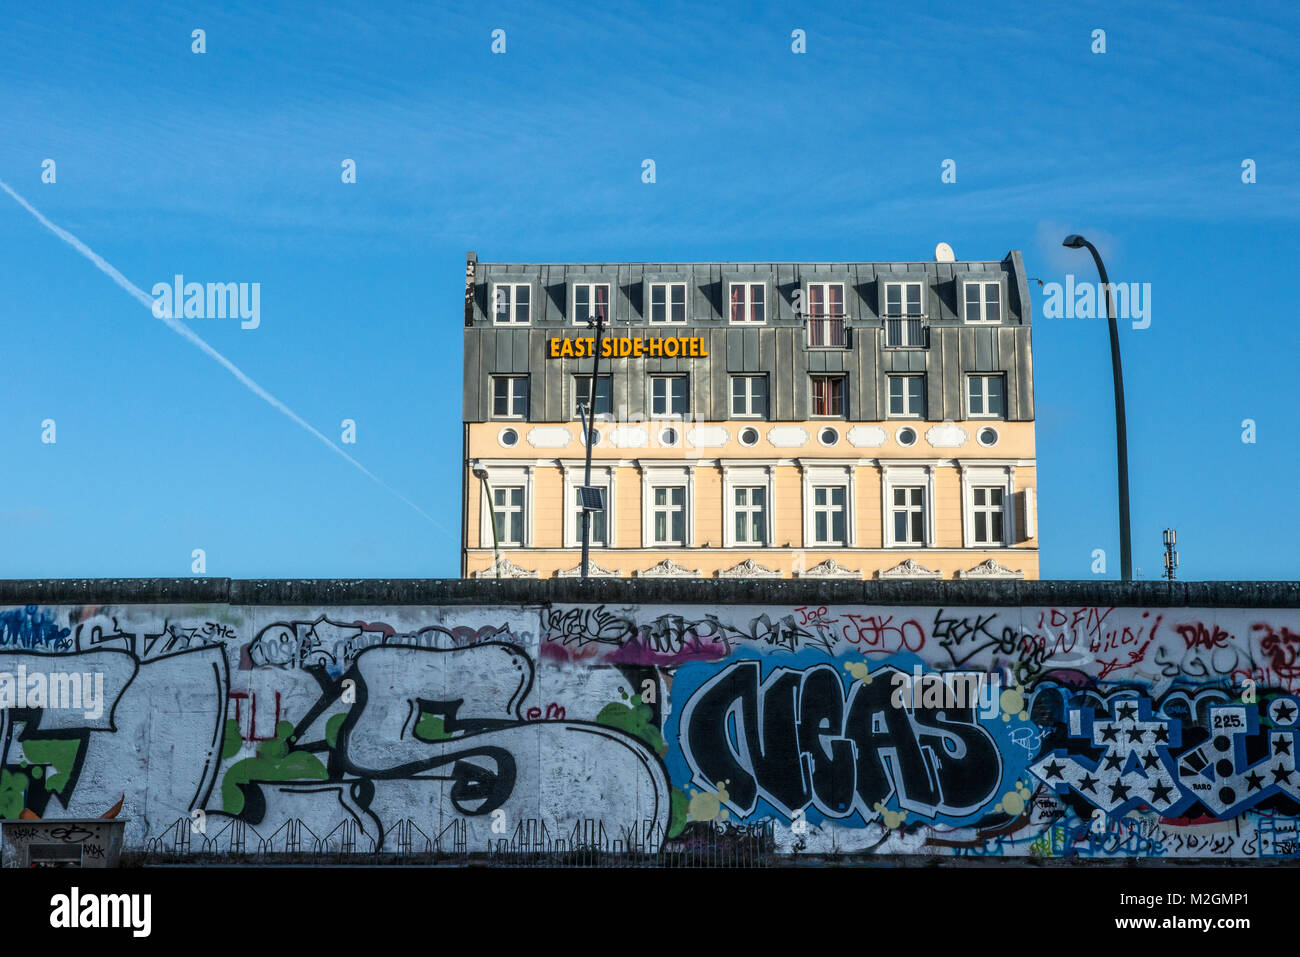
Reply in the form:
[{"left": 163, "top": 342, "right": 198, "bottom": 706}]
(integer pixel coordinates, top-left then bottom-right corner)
[
  {"left": 883, "top": 281, "right": 924, "bottom": 317},
  {"left": 651, "top": 486, "right": 686, "bottom": 545},
  {"left": 885, "top": 317, "right": 926, "bottom": 348},
  {"left": 731, "top": 375, "right": 768, "bottom": 417},
  {"left": 806, "top": 283, "right": 845, "bottom": 317},
  {"left": 891, "top": 487, "right": 926, "bottom": 545},
  {"left": 492, "top": 487, "right": 525, "bottom": 546},
  {"left": 649, "top": 282, "right": 687, "bottom": 323},
  {"left": 574, "top": 375, "right": 613, "bottom": 418},
  {"left": 492, "top": 283, "right": 531, "bottom": 324},
  {"left": 573, "top": 283, "right": 610, "bottom": 324},
  {"left": 729, "top": 283, "right": 765, "bottom": 323},
  {"left": 812, "top": 486, "right": 847, "bottom": 545},
  {"left": 733, "top": 487, "right": 767, "bottom": 545},
  {"left": 811, "top": 375, "right": 845, "bottom": 416},
  {"left": 888, "top": 375, "right": 925, "bottom": 418},
  {"left": 573, "top": 486, "right": 608, "bottom": 545},
  {"left": 963, "top": 281, "right": 1002, "bottom": 323},
  {"left": 492, "top": 376, "right": 528, "bottom": 418},
  {"left": 967, "top": 374, "right": 1006, "bottom": 418},
  {"left": 650, "top": 375, "right": 688, "bottom": 416},
  {"left": 959, "top": 464, "right": 1015, "bottom": 547},
  {"left": 971, "top": 487, "right": 1005, "bottom": 545}
]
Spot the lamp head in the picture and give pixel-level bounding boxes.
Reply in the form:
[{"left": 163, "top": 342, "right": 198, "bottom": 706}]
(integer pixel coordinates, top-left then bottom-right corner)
[
  {"left": 1062, "top": 234, "right": 1088, "bottom": 249},
  {"left": 472, "top": 468, "right": 489, "bottom": 480}
]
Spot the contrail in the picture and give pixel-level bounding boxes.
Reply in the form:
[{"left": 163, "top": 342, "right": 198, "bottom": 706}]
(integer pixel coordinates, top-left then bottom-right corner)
[{"left": 0, "top": 179, "right": 445, "bottom": 531}]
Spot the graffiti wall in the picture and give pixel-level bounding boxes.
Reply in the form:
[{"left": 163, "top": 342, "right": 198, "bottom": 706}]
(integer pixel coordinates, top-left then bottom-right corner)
[{"left": 3, "top": 594, "right": 1299, "bottom": 859}]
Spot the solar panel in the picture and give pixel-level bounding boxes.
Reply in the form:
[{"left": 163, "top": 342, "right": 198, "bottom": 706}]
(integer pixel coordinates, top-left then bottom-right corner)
[{"left": 578, "top": 486, "right": 606, "bottom": 511}]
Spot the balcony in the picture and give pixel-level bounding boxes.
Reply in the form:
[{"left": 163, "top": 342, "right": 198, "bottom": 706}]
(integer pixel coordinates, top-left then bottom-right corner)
[
  {"left": 806, "top": 316, "right": 847, "bottom": 348},
  {"left": 884, "top": 317, "right": 929, "bottom": 349}
]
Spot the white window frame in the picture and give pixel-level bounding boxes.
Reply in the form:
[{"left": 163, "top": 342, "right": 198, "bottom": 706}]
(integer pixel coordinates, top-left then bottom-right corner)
[
  {"left": 571, "top": 282, "right": 612, "bottom": 325},
  {"left": 966, "top": 373, "right": 1007, "bottom": 419},
  {"left": 491, "top": 282, "right": 532, "bottom": 324},
  {"left": 962, "top": 280, "right": 1003, "bottom": 323},
  {"left": 639, "top": 463, "right": 695, "bottom": 547},
  {"left": 720, "top": 463, "right": 776, "bottom": 548},
  {"left": 805, "top": 282, "right": 847, "bottom": 318},
  {"left": 887, "top": 375, "right": 925, "bottom": 418},
  {"left": 958, "top": 462, "right": 1016, "bottom": 548},
  {"left": 730, "top": 375, "right": 768, "bottom": 418},
  {"left": 475, "top": 464, "right": 535, "bottom": 549},
  {"left": 491, "top": 375, "right": 529, "bottom": 419},
  {"left": 728, "top": 282, "right": 767, "bottom": 324},
  {"left": 810, "top": 374, "right": 846, "bottom": 417},
  {"left": 650, "top": 487, "right": 687, "bottom": 546},
  {"left": 648, "top": 281, "right": 688, "bottom": 324},
  {"left": 560, "top": 462, "right": 616, "bottom": 548},
  {"left": 650, "top": 374, "right": 689, "bottom": 418},
  {"left": 879, "top": 462, "right": 936, "bottom": 548},
  {"left": 799, "top": 462, "right": 857, "bottom": 548},
  {"left": 573, "top": 374, "right": 614, "bottom": 421},
  {"left": 882, "top": 280, "right": 926, "bottom": 318}
]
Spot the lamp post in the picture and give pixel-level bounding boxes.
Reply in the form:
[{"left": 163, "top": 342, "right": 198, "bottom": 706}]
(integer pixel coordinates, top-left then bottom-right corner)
[
  {"left": 1063, "top": 234, "right": 1132, "bottom": 582},
  {"left": 472, "top": 467, "right": 500, "bottom": 579},
  {"left": 579, "top": 309, "right": 607, "bottom": 579}
]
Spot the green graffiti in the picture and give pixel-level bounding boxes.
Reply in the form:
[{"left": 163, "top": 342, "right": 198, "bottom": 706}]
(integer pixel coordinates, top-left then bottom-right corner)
[
  {"left": 597, "top": 692, "right": 666, "bottom": 756},
  {"left": 221, "top": 719, "right": 242, "bottom": 760},
  {"left": 22, "top": 739, "right": 78, "bottom": 794},
  {"left": 325, "top": 713, "right": 346, "bottom": 748},
  {"left": 668, "top": 788, "right": 689, "bottom": 839},
  {"left": 220, "top": 720, "right": 327, "bottom": 815},
  {"left": 413, "top": 714, "right": 451, "bottom": 742},
  {"left": 0, "top": 769, "right": 29, "bottom": 819}
]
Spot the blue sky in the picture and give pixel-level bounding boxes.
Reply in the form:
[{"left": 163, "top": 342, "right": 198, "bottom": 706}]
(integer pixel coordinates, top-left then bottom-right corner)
[{"left": 2, "top": 1, "right": 1297, "bottom": 580}]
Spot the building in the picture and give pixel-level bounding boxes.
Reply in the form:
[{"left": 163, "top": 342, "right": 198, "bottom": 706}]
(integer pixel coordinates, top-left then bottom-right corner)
[{"left": 461, "top": 250, "right": 1038, "bottom": 580}]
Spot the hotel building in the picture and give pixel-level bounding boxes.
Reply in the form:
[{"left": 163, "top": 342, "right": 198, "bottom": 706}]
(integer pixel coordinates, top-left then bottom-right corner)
[{"left": 461, "top": 251, "right": 1038, "bottom": 580}]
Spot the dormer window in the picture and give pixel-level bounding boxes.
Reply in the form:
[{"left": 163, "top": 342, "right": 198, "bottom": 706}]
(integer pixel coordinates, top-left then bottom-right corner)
[
  {"left": 806, "top": 282, "right": 845, "bottom": 318},
  {"left": 964, "top": 280, "right": 1002, "bottom": 323},
  {"left": 648, "top": 282, "right": 687, "bottom": 323},
  {"left": 882, "top": 281, "right": 924, "bottom": 317},
  {"left": 492, "top": 283, "right": 531, "bottom": 324},
  {"left": 572, "top": 283, "right": 610, "bottom": 324},
  {"left": 729, "top": 282, "right": 766, "bottom": 323}
]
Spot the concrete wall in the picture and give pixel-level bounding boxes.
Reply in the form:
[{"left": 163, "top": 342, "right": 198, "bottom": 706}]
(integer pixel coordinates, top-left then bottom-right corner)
[{"left": 1, "top": 578, "right": 1298, "bottom": 861}]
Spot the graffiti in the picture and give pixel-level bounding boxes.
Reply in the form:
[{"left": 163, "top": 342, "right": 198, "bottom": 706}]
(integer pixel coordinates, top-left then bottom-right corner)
[
  {"left": 933, "top": 608, "right": 1049, "bottom": 681},
  {"left": 0, "top": 606, "right": 72, "bottom": 650},
  {"left": 246, "top": 616, "right": 515, "bottom": 676},
  {"left": 1255, "top": 622, "right": 1300, "bottom": 680},
  {"left": 2, "top": 599, "right": 1299, "bottom": 860},
  {"left": 677, "top": 659, "right": 1003, "bottom": 825}
]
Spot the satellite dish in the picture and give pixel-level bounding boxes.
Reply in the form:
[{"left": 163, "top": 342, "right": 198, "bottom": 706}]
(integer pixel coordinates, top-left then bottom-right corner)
[{"left": 934, "top": 242, "right": 956, "bottom": 263}]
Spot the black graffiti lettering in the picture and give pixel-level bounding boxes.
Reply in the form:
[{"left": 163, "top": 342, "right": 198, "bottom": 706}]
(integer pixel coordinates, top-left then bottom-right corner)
[
  {"left": 682, "top": 662, "right": 1001, "bottom": 823},
  {"left": 797, "top": 667, "right": 855, "bottom": 815},
  {"left": 684, "top": 663, "right": 760, "bottom": 812}
]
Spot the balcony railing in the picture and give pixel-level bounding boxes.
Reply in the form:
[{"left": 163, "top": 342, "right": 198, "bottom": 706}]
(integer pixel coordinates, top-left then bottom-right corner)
[
  {"left": 884, "top": 317, "right": 928, "bottom": 349},
  {"left": 806, "top": 316, "right": 847, "bottom": 348}
]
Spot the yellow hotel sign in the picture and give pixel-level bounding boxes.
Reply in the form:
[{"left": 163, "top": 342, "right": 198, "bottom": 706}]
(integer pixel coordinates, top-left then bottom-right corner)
[{"left": 548, "top": 335, "right": 709, "bottom": 359}]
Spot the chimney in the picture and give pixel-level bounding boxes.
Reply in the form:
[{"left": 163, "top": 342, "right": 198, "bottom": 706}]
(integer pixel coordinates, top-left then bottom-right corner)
[{"left": 464, "top": 252, "right": 478, "bottom": 327}]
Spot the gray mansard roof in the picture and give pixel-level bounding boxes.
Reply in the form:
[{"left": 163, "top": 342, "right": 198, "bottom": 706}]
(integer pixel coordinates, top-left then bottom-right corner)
[
  {"left": 462, "top": 252, "right": 1035, "bottom": 423},
  {"left": 465, "top": 253, "right": 1032, "bottom": 327}
]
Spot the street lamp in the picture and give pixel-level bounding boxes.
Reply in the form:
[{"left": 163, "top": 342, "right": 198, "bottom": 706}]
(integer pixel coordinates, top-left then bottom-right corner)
[
  {"left": 472, "top": 467, "right": 500, "bottom": 579},
  {"left": 579, "top": 309, "right": 607, "bottom": 579},
  {"left": 1063, "top": 234, "right": 1132, "bottom": 581}
]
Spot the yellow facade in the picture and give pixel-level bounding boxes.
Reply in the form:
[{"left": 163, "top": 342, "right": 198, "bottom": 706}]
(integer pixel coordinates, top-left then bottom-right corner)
[{"left": 464, "top": 418, "right": 1038, "bottom": 580}]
